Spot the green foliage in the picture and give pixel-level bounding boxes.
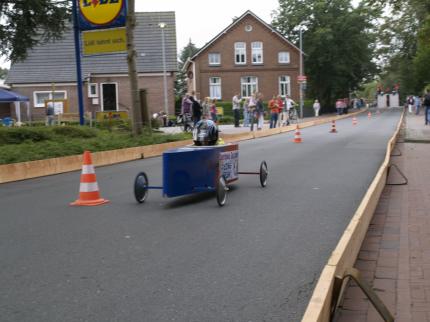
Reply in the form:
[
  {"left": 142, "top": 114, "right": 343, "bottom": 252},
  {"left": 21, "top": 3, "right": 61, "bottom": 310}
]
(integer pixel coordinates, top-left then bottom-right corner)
[
  {"left": 0, "top": 125, "right": 192, "bottom": 164},
  {"left": 0, "top": 67, "right": 8, "bottom": 80},
  {"left": 272, "top": 0, "right": 377, "bottom": 113},
  {"left": 413, "top": 14, "right": 430, "bottom": 92},
  {"left": 52, "top": 126, "right": 96, "bottom": 138},
  {"left": 0, "top": 0, "right": 71, "bottom": 62},
  {"left": 0, "top": 127, "right": 52, "bottom": 145},
  {"left": 175, "top": 40, "right": 199, "bottom": 98}
]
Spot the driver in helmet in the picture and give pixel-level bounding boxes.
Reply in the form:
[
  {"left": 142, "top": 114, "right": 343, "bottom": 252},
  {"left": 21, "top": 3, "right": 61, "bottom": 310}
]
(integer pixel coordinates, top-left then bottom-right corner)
[{"left": 193, "top": 119, "right": 219, "bottom": 146}]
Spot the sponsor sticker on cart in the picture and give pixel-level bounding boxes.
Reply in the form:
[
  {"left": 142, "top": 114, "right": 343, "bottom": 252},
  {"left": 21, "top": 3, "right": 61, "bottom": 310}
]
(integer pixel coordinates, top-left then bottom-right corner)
[{"left": 219, "top": 150, "right": 239, "bottom": 181}]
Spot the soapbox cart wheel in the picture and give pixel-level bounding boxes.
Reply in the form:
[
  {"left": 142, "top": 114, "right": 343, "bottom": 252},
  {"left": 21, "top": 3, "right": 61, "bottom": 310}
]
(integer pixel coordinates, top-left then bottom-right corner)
[
  {"left": 259, "top": 161, "right": 268, "bottom": 187},
  {"left": 134, "top": 172, "right": 149, "bottom": 203},
  {"left": 216, "top": 176, "right": 228, "bottom": 207}
]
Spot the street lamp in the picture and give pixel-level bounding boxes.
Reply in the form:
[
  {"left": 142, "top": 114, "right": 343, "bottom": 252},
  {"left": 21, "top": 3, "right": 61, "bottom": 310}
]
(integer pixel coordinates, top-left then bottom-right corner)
[{"left": 159, "top": 22, "right": 169, "bottom": 118}]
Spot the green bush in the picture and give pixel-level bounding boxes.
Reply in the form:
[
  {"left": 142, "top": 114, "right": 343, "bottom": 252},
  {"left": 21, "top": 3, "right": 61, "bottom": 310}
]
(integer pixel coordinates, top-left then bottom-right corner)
[
  {"left": 52, "top": 126, "right": 97, "bottom": 138},
  {"left": 0, "top": 127, "right": 52, "bottom": 145}
]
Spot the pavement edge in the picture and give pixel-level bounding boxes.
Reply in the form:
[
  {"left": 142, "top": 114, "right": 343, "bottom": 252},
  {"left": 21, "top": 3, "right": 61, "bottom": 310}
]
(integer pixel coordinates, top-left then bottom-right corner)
[{"left": 301, "top": 110, "right": 405, "bottom": 322}]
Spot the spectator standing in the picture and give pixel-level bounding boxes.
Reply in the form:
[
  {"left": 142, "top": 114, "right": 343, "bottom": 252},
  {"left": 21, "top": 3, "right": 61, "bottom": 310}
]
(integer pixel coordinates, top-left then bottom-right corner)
[
  {"left": 268, "top": 95, "right": 279, "bottom": 128},
  {"left": 415, "top": 96, "right": 421, "bottom": 115},
  {"left": 232, "top": 93, "right": 241, "bottom": 127},
  {"left": 407, "top": 96, "right": 415, "bottom": 114},
  {"left": 181, "top": 93, "right": 193, "bottom": 131},
  {"left": 243, "top": 98, "right": 250, "bottom": 127},
  {"left": 190, "top": 95, "right": 202, "bottom": 125},
  {"left": 202, "top": 97, "right": 211, "bottom": 119},
  {"left": 46, "top": 103, "right": 55, "bottom": 126},
  {"left": 313, "top": 99, "right": 321, "bottom": 117},
  {"left": 424, "top": 90, "right": 430, "bottom": 125},
  {"left": 256, "top": 93, "right": 265, "bottom": 130},
  {"left": 210, "top": 99, "right": 218, "bottom": 123},
  {"left": 276, "top": 95, "right": 284, "bottom": 127},
  {"left": 283, "top": 95, "right": 295, "bottom": 126},
  {"left": 336, "top": 99, "right": 343, "bottom": 115},
  {"left": 249, "top": 93, "right": 257, "bottom": 131}
]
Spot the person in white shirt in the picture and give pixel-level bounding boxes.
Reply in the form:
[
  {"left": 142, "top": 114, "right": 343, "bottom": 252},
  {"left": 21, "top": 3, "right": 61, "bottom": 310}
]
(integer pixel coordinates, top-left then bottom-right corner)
[
  {"left": 283, "top": 95, "right": 296, "bottom": 126},
  {"left": 232, "top": 93, "right": 241, "bottom": 127},
  {"left": 313, "top": 99, "right": 321, "bottom": 117}
]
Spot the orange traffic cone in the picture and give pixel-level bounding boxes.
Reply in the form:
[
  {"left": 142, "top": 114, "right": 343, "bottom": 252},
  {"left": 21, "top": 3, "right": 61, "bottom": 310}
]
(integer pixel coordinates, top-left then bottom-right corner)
[
  {"left": 368, "top": 111, "right": 372, "bottom": 119},
  {"left": 293, "top": 124, "right": 302, "bottom": 143},
  {"left": 70, "top": 151, "right": 109, "bottom": 206},
  {"left": 330, "top": 120, "right": 338, "bottom": 133},
  {"left": 352, "top": 116, "right": 358, "bottom": 125}
]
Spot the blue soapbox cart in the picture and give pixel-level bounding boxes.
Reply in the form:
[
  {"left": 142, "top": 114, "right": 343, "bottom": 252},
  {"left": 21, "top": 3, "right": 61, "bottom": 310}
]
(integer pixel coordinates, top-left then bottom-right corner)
[{"left": 133, "top": 143, "right": 268, "bottom": 206}]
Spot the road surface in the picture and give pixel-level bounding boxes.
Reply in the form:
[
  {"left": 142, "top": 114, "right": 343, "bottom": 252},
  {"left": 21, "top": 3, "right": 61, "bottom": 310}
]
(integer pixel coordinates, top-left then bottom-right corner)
[{"left": 0, "top": 109, "right": 402, "bottom": 321}]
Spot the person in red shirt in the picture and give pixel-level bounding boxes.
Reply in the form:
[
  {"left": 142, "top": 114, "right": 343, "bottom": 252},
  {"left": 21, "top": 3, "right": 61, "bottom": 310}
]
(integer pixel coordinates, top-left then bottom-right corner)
[{"left": 268, "top": 95, "right": 279, "bottom": 128}]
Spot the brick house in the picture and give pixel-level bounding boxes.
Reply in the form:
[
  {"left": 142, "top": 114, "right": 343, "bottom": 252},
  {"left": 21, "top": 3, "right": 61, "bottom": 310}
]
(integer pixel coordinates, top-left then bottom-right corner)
[
  {"left": 184, "top": 10, "right": 301, "bottom": 102},
  {"left": 5, "top": 12, "right": 177, "bottom": 121}
]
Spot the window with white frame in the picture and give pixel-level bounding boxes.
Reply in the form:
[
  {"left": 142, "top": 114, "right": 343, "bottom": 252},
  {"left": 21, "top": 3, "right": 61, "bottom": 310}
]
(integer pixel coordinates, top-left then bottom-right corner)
[
  {"left": 88, "top": 83, "right": 98, "bottom": 97},
  {"left": 241, "top": 76, "right": 258, "bottom": 97},
  {"left": 278, "top": 51, "right": 290, "bottom": 64},
  {"left": 208, "top": 53, "right": 221, "bottom": 65},
  {"left": 279, "top": 76, "right": 291, "bottom": 97},
  {"left": 234, "top": 42, "right": 246, "bottom": 64},
  {"left": 209, "top": 77, "right": 222, "bottom": 99},
  {"left": 252, "top": 42, "right": 263, "bottom": 64},
  {"left": 33, "top": 91, "right": 67, "bottom": 107}
]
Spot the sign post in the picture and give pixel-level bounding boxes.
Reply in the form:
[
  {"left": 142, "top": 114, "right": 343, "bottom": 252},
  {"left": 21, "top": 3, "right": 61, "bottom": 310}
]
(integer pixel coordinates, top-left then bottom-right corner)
[
  {"left": 73, "top": 0, "right": 127, "bottom": 126},
  {"left": 72, "top": 0, "right": 85, "bottom": 126}
]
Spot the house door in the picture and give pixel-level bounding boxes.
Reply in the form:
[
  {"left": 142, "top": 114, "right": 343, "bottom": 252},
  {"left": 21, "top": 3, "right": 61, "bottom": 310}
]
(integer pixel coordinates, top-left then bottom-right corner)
[{"left": 101, "top": 83, "right": 118, "bottom": 111}]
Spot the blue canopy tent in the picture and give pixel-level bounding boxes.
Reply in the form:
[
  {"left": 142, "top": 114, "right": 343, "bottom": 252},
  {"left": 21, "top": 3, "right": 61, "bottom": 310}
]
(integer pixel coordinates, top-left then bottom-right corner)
[{"left": 0, "top": 88, "right": 30, "bottom": 123}]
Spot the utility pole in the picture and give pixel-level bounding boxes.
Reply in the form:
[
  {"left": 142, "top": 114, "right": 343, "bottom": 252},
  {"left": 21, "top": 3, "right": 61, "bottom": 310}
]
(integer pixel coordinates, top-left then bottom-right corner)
[
  {"left": 126, "top": 0, "right": 144, "bottom": 135},
  {"left": 72, "top": 0, "right": 85, "bottom": 126},
  {"left": 299, "top": 28, "right": 304, "bottom": 119},
  {"left": 159, "top": 23, "right": 169, "bottom": 117}
]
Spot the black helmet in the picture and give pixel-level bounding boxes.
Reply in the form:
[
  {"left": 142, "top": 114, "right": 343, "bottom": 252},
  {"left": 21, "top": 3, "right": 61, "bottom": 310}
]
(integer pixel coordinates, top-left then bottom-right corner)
[{"left": 193, "top": 119, "right": 218, "bottom": 146}]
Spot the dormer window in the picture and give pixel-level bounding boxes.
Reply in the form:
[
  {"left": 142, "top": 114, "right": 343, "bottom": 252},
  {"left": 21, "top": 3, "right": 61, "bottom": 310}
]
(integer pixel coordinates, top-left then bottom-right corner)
[
  {"left": 252, "top": 42, "right": 263, "bottom": 64},
  {"left": 234, "top": 42, "right": 246, "bottom": 65},
  {"left": 208, "top": 53, "right": 221, "bottom": 65}
]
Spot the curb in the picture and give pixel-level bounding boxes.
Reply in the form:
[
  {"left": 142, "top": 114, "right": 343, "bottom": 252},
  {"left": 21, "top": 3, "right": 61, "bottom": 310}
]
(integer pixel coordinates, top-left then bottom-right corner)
[
  {"left": 0, "top": 110, "right": 366, "bottom": 184},
  {"left": 301, "top": 110, "right": 404, "bottom": 322}
]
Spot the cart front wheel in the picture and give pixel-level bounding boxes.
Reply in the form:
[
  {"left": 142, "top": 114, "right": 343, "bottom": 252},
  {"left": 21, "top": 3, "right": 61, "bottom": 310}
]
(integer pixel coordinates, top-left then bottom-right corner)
[
  {"left": 259, "top": 161, "right": 268, "bottom": 187},
  {"left": 134, "top": 172, "right": 149, "bottom": 203},
  {"left": 216, "top": 176, "right": 228, "bottom": 206}
]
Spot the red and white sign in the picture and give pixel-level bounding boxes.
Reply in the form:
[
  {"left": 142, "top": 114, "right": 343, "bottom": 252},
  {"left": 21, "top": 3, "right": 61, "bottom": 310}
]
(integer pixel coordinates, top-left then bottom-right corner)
[{"left": 297, "top": 75, "right": 307, "bottom": 82}]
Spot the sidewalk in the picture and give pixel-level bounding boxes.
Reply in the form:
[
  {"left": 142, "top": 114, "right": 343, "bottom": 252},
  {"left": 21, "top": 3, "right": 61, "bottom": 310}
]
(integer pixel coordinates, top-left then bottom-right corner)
[
  {"left": 158, "top": 114, "right": 331, "bottom": 135},
  {"left": 337, "top": 112, "right": 430, "bottom": 321}
]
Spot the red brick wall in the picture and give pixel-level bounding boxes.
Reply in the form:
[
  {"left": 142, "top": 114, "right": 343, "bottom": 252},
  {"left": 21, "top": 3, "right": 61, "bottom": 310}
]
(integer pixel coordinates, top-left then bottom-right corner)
[{"left": 188, "top": 14, "right": 301, "bottom": 102}]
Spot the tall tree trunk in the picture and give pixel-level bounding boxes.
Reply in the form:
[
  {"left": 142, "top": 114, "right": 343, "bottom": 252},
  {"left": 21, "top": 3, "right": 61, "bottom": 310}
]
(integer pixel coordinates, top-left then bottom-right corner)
[{"left": 126, "top": 0, "right": 144, "bottom": 136}]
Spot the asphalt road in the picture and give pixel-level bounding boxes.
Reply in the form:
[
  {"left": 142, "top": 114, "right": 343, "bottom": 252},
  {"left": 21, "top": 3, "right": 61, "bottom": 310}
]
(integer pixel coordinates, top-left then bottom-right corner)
[{"left": 0, "top": 109, "right": 402, "bottom": 322}]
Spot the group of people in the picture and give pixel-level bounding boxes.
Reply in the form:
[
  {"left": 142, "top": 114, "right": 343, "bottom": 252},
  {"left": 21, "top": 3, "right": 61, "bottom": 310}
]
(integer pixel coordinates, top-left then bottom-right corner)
[
  {"left": 181, "top": 91, "right": 325, "bottom": 132},
  {"left": 181, "top": 92, "right": 219, "bottom": 128},
  {"left": 406, "top": 90, "right": 430, "bottom": 125},
  {"left": 232, "top": 92, "right": 300, "bottom": 130}
]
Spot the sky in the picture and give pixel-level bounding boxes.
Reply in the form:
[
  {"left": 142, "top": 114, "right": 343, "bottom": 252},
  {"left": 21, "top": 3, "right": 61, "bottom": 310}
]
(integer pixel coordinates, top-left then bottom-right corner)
[{"left": 135, "top": 0, "right": 280, "bottom": 52}]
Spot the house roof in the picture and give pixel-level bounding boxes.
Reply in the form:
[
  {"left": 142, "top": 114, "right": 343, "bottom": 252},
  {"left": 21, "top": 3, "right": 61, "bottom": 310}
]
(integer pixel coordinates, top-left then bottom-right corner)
[
  {"left": 189, "top": 10, "right": 301, "bottom": 64},
  {"left": 6, "top": 12, "right": 177, "bottom": 84},
  {"left": 0, "top": 88, "right": 29, "bottom": 102}
]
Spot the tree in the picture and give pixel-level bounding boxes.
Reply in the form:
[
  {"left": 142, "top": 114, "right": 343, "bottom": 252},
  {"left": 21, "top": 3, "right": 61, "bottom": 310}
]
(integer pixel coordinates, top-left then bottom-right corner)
[
  {"left": 272, "top": 0, "right": 377, "bottom": 113},
  {"left": 414, "top": 15, "right": 430, "bottom": 91},
  {"left": 0, "top": 0, "right": 70, "bottom": 62},
  {"left": 0, "top": 67, "right": 8, "bottom": 80},
  {"left": 175, "top": 40, "right": 199, "bottom": 99}
]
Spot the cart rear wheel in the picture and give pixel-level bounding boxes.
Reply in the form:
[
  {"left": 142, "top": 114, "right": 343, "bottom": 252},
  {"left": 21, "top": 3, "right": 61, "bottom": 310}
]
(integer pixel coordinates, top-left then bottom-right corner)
[
  {"left": 216, "top": 176, "right": 228, "bottom": 206},
  {"left": 134, "top": 172, "right": 149, "bottom": 203},
  {"left": 259, "top": 161, "right": 268, "bottom": 187}
]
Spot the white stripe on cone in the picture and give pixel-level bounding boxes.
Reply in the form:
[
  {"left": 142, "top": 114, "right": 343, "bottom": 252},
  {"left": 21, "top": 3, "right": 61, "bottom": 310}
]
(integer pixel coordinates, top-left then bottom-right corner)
[
  {"left": 82, "top": 165, "right": 95, "bottom": 174},
  {"left": 79, "top": 182, "right": 99, "bottom": 192}
]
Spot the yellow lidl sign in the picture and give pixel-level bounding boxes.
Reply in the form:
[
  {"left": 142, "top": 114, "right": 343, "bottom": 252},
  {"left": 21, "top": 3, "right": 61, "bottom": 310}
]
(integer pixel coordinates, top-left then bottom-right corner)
[
  {"left": 79, "top": 0, "right": 125, "bottom": 28},
  {"left": 82, "top": 27, "right": 126, "bottom": 55}
]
